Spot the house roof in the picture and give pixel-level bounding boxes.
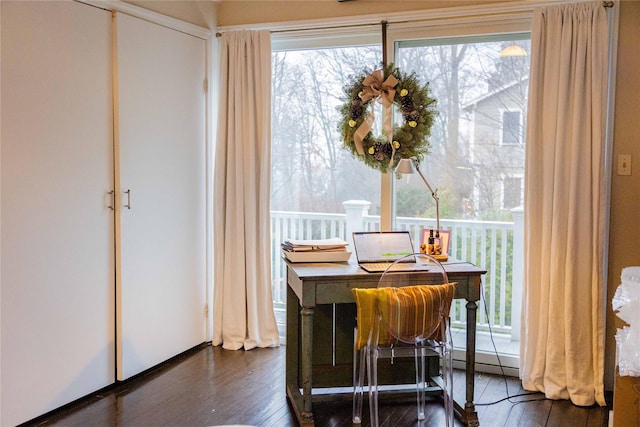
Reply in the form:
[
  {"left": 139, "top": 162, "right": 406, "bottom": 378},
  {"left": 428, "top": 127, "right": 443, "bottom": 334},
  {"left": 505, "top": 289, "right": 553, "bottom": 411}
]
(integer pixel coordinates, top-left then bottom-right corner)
[{"left": 462, "top": 76, "right": 529, "bottom": 111}]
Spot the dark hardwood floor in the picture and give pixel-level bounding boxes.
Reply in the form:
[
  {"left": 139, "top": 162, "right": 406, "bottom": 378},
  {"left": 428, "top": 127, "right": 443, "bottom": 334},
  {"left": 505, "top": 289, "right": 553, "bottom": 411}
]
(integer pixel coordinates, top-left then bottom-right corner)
[{"left": 28, "top": 344, "right": 609, "bottom": 427}]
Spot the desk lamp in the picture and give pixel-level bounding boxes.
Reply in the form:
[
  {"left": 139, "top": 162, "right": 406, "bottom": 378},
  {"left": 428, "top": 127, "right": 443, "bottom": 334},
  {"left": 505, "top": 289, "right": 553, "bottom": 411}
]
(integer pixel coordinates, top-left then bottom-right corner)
[{"left": 395, "top": 158, "right": 440, "bottom": 232}]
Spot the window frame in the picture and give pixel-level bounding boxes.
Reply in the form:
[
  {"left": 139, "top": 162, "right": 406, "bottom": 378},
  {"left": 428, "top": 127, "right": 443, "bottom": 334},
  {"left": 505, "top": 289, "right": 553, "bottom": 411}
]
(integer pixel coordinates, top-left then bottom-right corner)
[{"left": 270, "top": 6, "right": 534, "bottom": 377}]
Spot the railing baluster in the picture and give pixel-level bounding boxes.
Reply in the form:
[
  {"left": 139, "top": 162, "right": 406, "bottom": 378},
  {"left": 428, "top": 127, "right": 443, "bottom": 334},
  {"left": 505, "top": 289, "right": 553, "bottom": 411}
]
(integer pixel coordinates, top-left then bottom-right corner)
[
  {"left": 273, "top": 216, "right": 280, "bottom": 302},
  {"left": 489, "top": 228, "right": 498, "bottom": 327},
  {"left": 500, "top": 227, "right": 508, "bottom": 328}
]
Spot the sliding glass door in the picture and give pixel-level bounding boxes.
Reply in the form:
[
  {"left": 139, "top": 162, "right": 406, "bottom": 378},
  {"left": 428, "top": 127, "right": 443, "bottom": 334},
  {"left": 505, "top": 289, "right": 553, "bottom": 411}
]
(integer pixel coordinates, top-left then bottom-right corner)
[
  {"left": 392, "top": 33, "right": 531, "bottom": 374},
  {"left": 270, "top": 23, "right": 531, "bottom": 374}
]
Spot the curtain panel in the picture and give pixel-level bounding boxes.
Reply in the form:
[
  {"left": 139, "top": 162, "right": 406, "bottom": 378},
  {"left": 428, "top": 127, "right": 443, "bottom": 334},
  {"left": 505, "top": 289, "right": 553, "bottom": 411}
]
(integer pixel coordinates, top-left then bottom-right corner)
[
  {"left": 521, "top": 2, "right": 608, "bottom": 406},
  {"left": 213, "top": 30, "right": 280, "bottom": 350}
]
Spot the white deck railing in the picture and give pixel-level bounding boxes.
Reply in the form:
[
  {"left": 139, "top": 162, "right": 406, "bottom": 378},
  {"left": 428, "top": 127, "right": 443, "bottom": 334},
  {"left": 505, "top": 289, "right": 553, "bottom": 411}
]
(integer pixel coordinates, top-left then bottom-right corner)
[{"left": 271, "top": 201, "right": 524, "bottom": 342}]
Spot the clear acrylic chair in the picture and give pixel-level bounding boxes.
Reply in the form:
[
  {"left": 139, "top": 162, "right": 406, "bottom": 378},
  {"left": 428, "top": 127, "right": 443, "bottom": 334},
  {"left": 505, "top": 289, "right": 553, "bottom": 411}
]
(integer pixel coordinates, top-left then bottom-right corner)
[{"left": 352, "top": 253, "right": 456, "bottom": 427}]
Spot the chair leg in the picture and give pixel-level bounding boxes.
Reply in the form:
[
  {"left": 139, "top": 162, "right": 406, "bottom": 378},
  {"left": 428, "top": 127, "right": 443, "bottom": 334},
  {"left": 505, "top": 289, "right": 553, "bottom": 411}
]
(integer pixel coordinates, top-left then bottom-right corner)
[
  {"left": 368, "top": 346, "right": 380, "bottom": 427},
  {"left": 443, "top": 346, "right": 454, "bottom": 427},
  {"left": 353, "top": 328, "right": 366, "bottom": 424},
  {"left": 415, "top": 346, "right": 427, "bottom": 421},
  {"left": 352, "top": 343, "right": 367, "bottom": 424},
  {"left": 443, "top": 322, "right": 455, "bottom": 427}
]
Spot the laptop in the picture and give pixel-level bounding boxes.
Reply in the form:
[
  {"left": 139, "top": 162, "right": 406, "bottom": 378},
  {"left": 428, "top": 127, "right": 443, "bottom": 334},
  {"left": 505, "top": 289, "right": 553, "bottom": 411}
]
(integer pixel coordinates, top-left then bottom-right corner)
[{"left": 352, "top": 231, "right": 431, "bottom": 273}]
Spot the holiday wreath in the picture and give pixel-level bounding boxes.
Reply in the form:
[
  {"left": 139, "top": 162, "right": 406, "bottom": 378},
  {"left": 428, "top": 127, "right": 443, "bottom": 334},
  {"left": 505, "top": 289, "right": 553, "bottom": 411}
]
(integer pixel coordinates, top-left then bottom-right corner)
[{"left": 338, "top": 64, "right": 437, "bottom": 174}]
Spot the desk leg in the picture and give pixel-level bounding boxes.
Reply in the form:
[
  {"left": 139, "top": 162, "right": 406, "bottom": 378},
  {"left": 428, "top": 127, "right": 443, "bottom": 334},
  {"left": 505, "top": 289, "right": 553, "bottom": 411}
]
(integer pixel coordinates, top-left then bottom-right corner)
[
  {"left": 285, "top": 287, "right": 314, "bottom": 426},
  {"left": 301, "top": 306, "right": 314, "bottom": 422},
  {"left": 465, "top": 300, "right": 480, "bottom": 427}
]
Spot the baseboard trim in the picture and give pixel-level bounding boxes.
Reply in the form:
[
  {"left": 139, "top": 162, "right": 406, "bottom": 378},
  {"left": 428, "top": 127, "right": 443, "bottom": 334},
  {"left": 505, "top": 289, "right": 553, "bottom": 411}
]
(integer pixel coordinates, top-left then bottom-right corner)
[{"left": 19, "top": 342, "right": 211, "bottom": 427}]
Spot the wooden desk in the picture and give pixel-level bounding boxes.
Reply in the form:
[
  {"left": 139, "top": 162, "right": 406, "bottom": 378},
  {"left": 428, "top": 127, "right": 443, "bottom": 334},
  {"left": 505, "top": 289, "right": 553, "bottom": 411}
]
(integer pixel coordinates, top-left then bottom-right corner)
[{"left": 285, "top": 260, "right": 485, "bottom": 427}]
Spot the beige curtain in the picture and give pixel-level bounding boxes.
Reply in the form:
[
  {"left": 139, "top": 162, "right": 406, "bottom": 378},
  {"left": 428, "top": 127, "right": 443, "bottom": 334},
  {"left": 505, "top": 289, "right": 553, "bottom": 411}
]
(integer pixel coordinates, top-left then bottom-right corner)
[
  {"left": 521, "top": 2, "right": 608, "bottom": 406},
  {"left": 213, "top": 30, "right": 280, "bottom": 350}
]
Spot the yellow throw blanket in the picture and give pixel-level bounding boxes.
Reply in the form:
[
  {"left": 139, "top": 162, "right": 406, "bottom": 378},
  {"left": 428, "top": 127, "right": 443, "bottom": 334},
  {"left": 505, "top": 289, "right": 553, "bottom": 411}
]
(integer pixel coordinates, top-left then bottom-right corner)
[{"left": 352, "top": 283, "right": 457, "bottom": 350}]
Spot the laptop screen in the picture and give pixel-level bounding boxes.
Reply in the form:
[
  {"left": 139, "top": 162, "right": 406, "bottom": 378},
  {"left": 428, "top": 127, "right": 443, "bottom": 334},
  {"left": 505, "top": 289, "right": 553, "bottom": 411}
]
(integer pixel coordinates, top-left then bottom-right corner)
[{"left": 352, "top": 231, "right": 415, "bottom": 263}]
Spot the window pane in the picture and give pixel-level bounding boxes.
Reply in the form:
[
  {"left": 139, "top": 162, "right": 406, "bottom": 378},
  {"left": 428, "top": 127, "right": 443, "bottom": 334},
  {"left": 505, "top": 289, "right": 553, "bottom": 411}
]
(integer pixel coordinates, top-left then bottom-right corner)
[
  {"left": 502, "top": 110, "right": 521, "bottom": 145},
  {"left": 271, "top": 47, "right": 382, "bottom": 213},
  {"left": 394, "top": 37, "right": 529, "bottom": 222}
]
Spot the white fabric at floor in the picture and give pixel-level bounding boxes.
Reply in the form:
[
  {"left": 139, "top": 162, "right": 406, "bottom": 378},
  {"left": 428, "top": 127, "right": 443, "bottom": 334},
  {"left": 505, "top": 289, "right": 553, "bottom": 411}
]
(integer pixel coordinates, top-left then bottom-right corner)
[
  {"left": 213, "top": 30, "right": 280, "bottom": 351},
  {"left": 521, "top": 1, "right": 608, "bottom": 407}
]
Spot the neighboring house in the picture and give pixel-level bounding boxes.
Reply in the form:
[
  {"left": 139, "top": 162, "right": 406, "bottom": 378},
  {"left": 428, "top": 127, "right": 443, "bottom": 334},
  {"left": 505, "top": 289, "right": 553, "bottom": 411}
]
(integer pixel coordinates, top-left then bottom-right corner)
[{"left": 463, "top": 77, "right": 528, "bottom": 217}]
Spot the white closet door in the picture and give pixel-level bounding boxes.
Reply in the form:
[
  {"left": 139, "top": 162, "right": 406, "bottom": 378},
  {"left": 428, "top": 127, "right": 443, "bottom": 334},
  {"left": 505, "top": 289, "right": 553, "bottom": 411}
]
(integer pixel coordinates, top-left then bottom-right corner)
[
  {"left": 116, "top": 13, "right": 206, "bottom": 380},
  {"left": 0, "top": 2, "right": 115, "bottom": 425}
]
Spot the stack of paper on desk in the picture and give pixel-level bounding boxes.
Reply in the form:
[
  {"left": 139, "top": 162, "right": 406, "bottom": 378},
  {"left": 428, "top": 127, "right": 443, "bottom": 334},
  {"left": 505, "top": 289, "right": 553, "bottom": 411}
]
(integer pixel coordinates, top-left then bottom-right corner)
[{"left": 281, "top": 238, "right": 351, "bottom": 262}]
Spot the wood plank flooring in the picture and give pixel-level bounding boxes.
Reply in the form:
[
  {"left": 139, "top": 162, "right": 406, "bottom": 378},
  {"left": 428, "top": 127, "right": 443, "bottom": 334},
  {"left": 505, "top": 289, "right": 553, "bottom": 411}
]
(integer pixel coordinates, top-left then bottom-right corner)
[{"left": 28, "top": 344, "right": 609, "bottom": 427}]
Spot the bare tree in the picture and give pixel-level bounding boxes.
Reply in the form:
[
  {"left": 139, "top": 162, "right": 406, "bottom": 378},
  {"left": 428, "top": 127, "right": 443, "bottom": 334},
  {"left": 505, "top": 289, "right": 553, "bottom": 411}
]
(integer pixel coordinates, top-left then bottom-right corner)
[{"left": 271, "top": 46, "right": 382, "bottom": 213}]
